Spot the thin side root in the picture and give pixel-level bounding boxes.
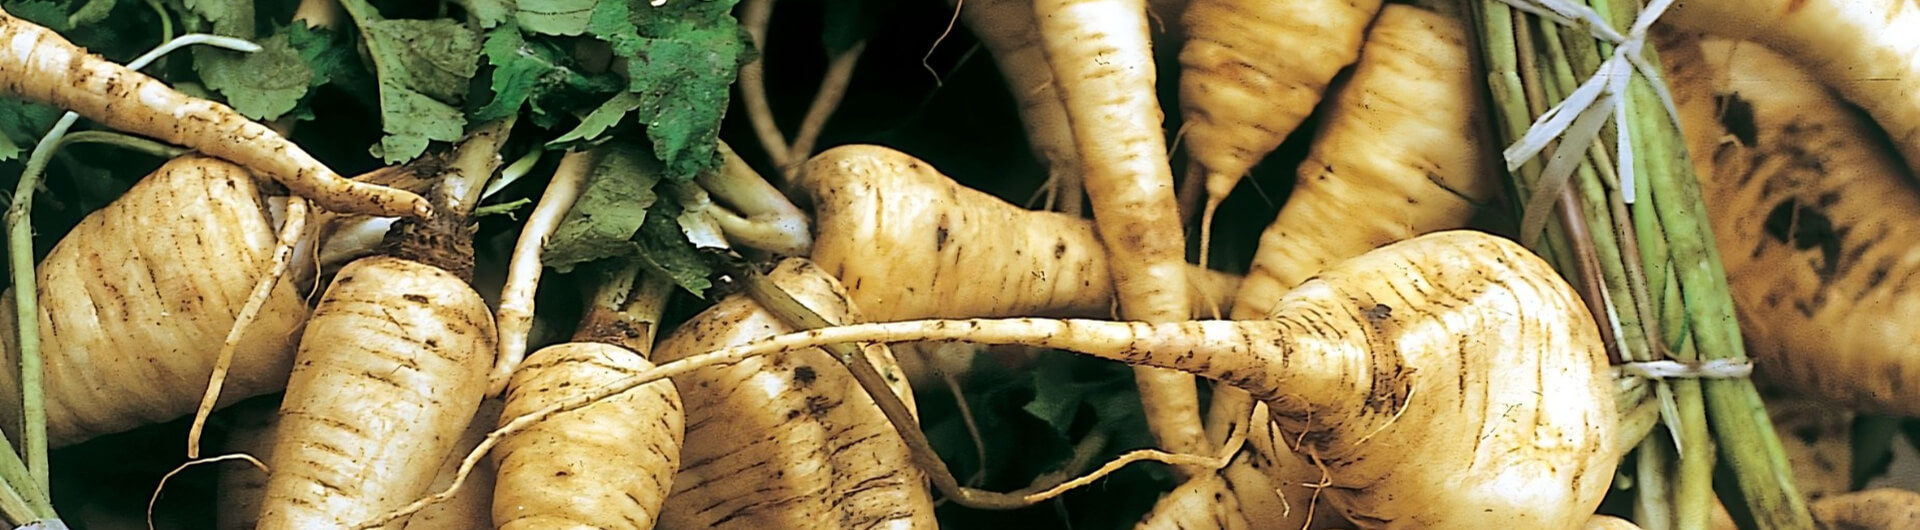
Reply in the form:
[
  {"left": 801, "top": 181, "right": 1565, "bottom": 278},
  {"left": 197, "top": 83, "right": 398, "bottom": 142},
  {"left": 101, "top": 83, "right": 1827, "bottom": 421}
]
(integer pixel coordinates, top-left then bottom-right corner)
[
  {"left": 186, "top": 197, "right": 309, "bottom": 458},
  {"left": 490, "top": 150, "right": 598, "bottom": 395},
  {"left": 738, "top": 0, "right": 788, "bottom": 167}
]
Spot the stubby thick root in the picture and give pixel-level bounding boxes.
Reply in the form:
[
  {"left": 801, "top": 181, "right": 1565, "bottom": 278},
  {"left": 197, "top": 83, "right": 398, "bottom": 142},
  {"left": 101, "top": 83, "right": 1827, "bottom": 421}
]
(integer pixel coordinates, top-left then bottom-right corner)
[
  {"left": 799, "top": 144, "right": 1239, "bottom": 322},
  {"left": 257, "top": 256, "right": 495, "bottom": 529},
  {"left": 615, "top": 230, "right": 1614, "bottom": 529},
  {"left": 651, "top": 258, "right": 934, "bottom": 529},
  {"left": 493, "top": 343, "right": 682, "bottom": 530},
  {"left": 1665, "top": 35, "right": 1920, "bottom": 416},
  {"left": 0, "top": 156, "right": 309, "bottom": 447}
]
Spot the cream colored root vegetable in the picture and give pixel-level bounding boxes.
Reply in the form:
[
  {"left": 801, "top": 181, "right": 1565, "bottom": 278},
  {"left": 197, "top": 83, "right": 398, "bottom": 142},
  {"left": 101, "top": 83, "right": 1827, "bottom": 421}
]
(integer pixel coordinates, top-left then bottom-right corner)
[
  {"left": 0, "top": 156, "right": 310, "bottom": 447},
  {"left": 224, "top": 397, "right": 505, "bottom": 530},
  {"left": 652, "top": 258, "right": 934, "bottom": 529},
  {"left": 1664, "top": 35, "right": 1920, "bottom": 416},
  {"left": 1662, "top": 0, "right": 1920, "bottom": 182},
  {"left": 799, "top": 144, "right": 1238, "bottom": 322},
  {"left": 404, "top": 398, "right": 503, "bottom": 530},
  {"left": 952, "top": 0, "right": 1083, "bottom": 214},
  {"left": 1586, "top": 515, "right": 1644, "bottom": 529},
  {"left": 1179, "top": 8, "right": 1494, "bottom": 528},
  {"left": 1232, "top": 4, "right": 1496, "bottom": 319},
  {"left": 494, "top": 348, "right": 680, "bottom": 529},
  {"left": 1808, "top": 488, "right": 1920, "bottom": 528},
  {"left": 258, "top": 254, "right": 495, "bottom": 529},
  {"left": 258, "top": 156, "right": 499, "bottom": 529},
  {"left": 1033, "top": 0, "right": 1205, "bottom": 458},
  {"left": 1176, "top": 0, "right": 1382, "bottom": 227},
  {"left": 0, "top": 6, "right": 429, "bottom": 218},
  {"left": 545, "top": 230, "right": 1617, "bottom": 529},
  {"left": 492, "top": 272, "right": 683, "bottom": 530}
]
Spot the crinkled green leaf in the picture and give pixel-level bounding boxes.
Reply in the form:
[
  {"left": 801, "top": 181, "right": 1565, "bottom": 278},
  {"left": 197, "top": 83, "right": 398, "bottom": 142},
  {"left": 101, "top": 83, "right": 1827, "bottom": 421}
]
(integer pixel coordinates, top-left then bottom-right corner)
[
  {"left": 0, "top": 99, "right": 60, "bottom": 161},
  {"left": 634, "top": 195, "right": 714, "bottom": 297},
  {"left": 1023, "top": 357, "right": 1086, "bottom": 434},
  {"left": 368, "top": 88, "right": 466, "bottom": 163},
  {"left": 549, "top": 91, "right": 640, "bottom": 145},
  {"left": 515, "top": 0, "right": 592, "bottom": 35},
  {"left": 367, "top": 19, "right": 481, "bottom": 102},
  {"left": 195, "top": 30, "right": 314, "bottom": 120},
  {"left": 282, "top": 24, "right": 379, "bottom": 118},
  {"left": 455, "top": 0, "right": 512, "bottom": 28},
  {"left": 288, "top": 24, "right": 356, "bottom": 88},
  {"left": 3, "top": 0, "right": 71, "bottom": 31},
  {"left": 586, "top": 0, "right": 637, "bottom": 52},
  {"left": 544, "top": 144, "right": 661, "bottom": 271},
  {"left": 630, "top": 0, "right": 746, "bottom": 181},
  {"left": 341, "top": 1, "right": 482, "bottom": 162},
  {"left": 184, "top": 0, "right": 251, "bottom": 36},
  {"left": 475, "top": 21, "right": 608, "bottom": 122}
]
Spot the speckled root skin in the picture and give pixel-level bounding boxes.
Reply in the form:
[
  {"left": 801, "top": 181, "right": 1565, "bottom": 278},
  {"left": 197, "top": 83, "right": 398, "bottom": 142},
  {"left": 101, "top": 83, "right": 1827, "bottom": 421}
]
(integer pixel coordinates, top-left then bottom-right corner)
[
  {"left": 0, "top": 6, "right": 431, "bottom": 218},
  {"left": 493, "top": 343, "right": 682, "bottom": 530},
  {"left": 1664, "top": 35, "right": 1920, "bottom": 416},
  {"left": 652, "top": 258, "right": 935, "bottom": 529},
  {"left": 0, "top": 156, "right": 310, "bottom": 447},
  {"left": 255, "top": 255, "right": 495, "bottom": 530}
]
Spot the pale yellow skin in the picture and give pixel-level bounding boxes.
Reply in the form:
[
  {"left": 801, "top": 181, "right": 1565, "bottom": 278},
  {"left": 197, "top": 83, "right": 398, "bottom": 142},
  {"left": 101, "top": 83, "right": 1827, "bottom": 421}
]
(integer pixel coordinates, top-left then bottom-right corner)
[
  {"left": 652, "top": 258, "right": 934, "bottom": 530},
  {"left": 953, "top": 0, "right": 1083, "bottom": 213},
  {"left": 405, "top": 398, "right": 502, "bottom": 530},
  {"left": 0, "top": 6, "right": 429, "bottom": 218},
  {"left": 1664, "top": 0, "right": 1920, "bottom": 184},
  {"left": 493, "top": 343, "right": 683, "bottom": 530},
  {"left": 1808, "top": 488, "right": 1920, "bottom": 528},
  {"left": 220, "top": 397, "right": 503, "bottom": 530},
  {"left": 799, "top": 144, "right": 1239, "bottom": 323},
  {"left": 1233, "top": 5, "right": 1496, "bottom": 320},
  {"left": 0, "top": 156, "right": 310, "bottom": 447},
  {"left": 663, "top": 231, "right": 1617, "bottom": 529},
  {"left": 1183, "top": 8, "right": 1495, "bottom": 528},
  {"left": 1665, "top": 36, "right": 1920, "bottom": 416},
  {"left": 1178, "top": 0, "right": 1383, "bottom": 218},
  {"left": 257, "top": 256, "right": 496, "bottom": 530},
  {"left": 1033, "top": 0, "right": 1204, "bottom": 456}
]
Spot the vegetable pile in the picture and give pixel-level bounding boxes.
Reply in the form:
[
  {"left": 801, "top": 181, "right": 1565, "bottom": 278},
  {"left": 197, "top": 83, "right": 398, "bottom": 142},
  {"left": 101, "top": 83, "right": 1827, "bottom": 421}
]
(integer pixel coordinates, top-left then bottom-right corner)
[{"left": 0, "top": 0, "right": 1918, "bottom": 528}]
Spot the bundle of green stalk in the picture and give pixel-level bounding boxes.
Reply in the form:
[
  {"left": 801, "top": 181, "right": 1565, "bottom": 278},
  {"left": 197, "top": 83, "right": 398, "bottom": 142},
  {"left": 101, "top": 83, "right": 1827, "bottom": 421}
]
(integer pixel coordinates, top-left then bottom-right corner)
[{"left": 1464, "top": 1, "right": 1811, "bottom": 529}]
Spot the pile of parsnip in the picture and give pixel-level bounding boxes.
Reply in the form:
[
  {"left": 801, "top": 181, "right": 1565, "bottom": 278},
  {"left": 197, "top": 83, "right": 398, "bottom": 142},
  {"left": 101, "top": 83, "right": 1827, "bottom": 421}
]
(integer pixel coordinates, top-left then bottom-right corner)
[{"left": 2, "top": 0, "right": 1920, "bottom": 528}]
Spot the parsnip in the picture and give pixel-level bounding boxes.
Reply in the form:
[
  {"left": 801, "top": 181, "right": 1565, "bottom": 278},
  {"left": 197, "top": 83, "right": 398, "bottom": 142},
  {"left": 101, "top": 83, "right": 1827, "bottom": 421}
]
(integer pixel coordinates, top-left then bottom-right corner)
[
  {"left": 0, "top": 6, "right": 430, "bottom": 218},
  {"left": 0, "top": 156, "right": 310, "bottom": 447},
  {"left": 225, "top": 398, "right": 506, "bottom": 530},
  {"left": 1178, "top": 8, "right": 1494, "bottom": 528},
  {"left": 953, "top": 0, "right": 1083, "bottom": 214},
  {"left": 651, "top": 258, "right": 935, "bottom": 529},
  {"left": 491, "top": 271, "right": 683, "bottom": 530},
  {"left": 1233, "top": 4, "right": 1495, "bottom": 319},
  {"left": 1663, "top": 0, "right": 1920, "bottom": 182},
  {"left": 798, "top": 144, "right": 1238, "bottom": 322},
  {"left": 522, "top": 229, "right": 1619, "bottom": 529},
  {"left": 1664, "top": 35, "right": 1920, "bottom": 415},
  {"left": 1176, "top": 0, "right": 1382, "bottom": 227},
  {"left": 1808, "top": 488, "right": 1920, "bottom": 529},
  {"left": 1033, "top": 0, "right": 1204, "bottom": 458},
  {"left": 257, "top": 142, "right": 501, "bottom": 528}
]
